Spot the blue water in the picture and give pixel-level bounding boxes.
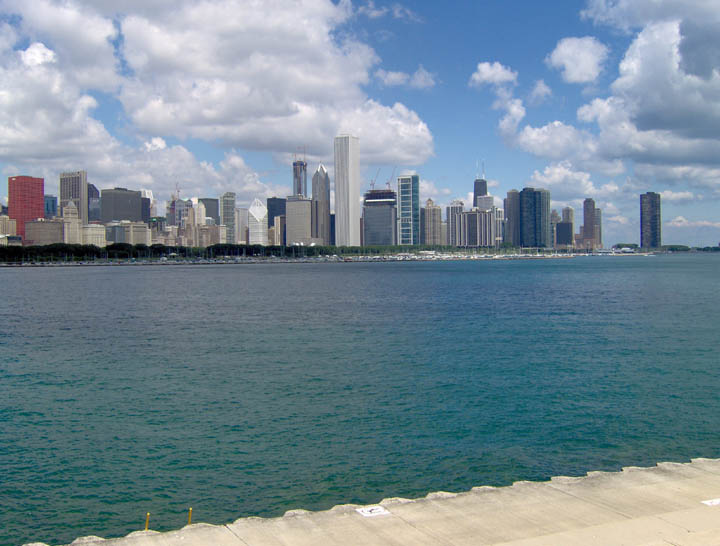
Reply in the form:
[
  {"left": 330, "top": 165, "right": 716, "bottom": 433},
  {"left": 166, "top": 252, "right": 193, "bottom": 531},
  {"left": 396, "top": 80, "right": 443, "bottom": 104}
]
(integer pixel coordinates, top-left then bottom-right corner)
[{"left": 2, "top": 255, "right": 719, "bottom": 545}]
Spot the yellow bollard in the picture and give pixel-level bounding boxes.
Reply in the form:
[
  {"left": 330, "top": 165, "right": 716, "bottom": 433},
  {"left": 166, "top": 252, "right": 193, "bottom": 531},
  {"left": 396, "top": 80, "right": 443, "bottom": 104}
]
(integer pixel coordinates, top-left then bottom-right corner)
[
  {"left": 145, "top": 512, "right": 150, "bottom": 531},
  {"left": 188, "top": 507, "right": 193, "bottom": 525}
]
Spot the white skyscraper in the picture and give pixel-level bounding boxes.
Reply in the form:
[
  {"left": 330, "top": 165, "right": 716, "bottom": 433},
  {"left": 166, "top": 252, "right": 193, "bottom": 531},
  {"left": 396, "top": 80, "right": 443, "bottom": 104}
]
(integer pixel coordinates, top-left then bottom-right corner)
[
  {"left": 333, "top": 135, "right": 360, "bottom": 246},
  {"left": 248, "top": 198, "right": 268, "bottom": 246}
]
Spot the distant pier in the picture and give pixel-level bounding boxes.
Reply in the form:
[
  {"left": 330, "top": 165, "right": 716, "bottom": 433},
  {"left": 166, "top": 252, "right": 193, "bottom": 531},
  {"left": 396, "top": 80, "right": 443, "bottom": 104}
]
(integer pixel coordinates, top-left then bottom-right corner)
[{"left": 26, "top": 457, "right": 720, "bottom": 546}]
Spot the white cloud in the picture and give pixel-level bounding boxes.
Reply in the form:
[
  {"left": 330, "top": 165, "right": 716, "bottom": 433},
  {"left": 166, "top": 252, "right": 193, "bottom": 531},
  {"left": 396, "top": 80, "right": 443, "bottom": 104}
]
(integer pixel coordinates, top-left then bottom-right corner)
[
  {"left": 20, "top": 42, "right": 56, "bottom": 66},
  {"left": 420, "top": 179, "right": 451, "bottom": 201},
  {"left": 529, "top": 79, "right": 552, "bottom": 105},
  {"left": 530, "top": 161, "right": 621, "bottom": 201},
  {"left": 667, "top": 216, "right": 720, "bottom": 228},
  {"left": 375, "top": 68, "right": 409, "bottom": 86},
  {"left": 660, "top": 190, "right": 695, "bottom": 202},
  {"left": 375, "top": 64, "right": 436, "bottom": 89},
  {"left": 357, "top": 0, "right": 388, "bottom": 18},
  {"left": 357, "top": 1, "right": 421, "bottom": 21},
  {"left": 469, "top": 61, "right": 517, "bottom": 87},
  {"left": 409, "top": 65, "right": 436, "bottom": 88},
  {"left": 546, "top": 36, "right": 609, "bottom": 83}
]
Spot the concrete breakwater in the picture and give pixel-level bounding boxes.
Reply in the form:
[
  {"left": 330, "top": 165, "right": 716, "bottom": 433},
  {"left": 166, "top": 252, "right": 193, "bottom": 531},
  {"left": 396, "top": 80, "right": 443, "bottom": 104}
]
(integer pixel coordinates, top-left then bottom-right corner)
[{"left": 25, "top": 457, "right": 720, "bottom": 546}]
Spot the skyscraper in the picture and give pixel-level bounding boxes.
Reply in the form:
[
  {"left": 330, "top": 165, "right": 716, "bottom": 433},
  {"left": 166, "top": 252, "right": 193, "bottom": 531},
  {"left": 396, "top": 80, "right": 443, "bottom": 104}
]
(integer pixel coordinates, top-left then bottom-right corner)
[
  {"left": 363, "top": 188, "right": 397, "bottom": 246},
  {"left": 397, "top": 174, "right": 420, "bottom": 245},
  {"left": 88, "top": 183, "right": 101, "bottom": 222},
  {"left": 8, "top": 175, "right": 44, "bottom": 240},
  {"left": 640, "top": 192, "right": 661, "bottom": 248},
  {"left": 446, "top": 200, "right": 464, "bottom": 246},
  {"left": 423, "top": 198, "right": 442, "bottom": 245},
  {"left": 503, "top": 190, "right": 520, "bottom": 246},
  {"left": 44, "top": 195, "right": 58, "bottom": 218},
  {"left": 473, "top": 178, "right": 488, "bottom": 208},
  {"left": 220, "top": 192, "right": 236, "bottom": 244},
  {"left": 581, "top": 198, "right": 597, "bottom": 249},
  {"left": 59, "top": 171, "right": 88, "bottom": 224},
  {"left": 199, "top": 198, "right": 220, "bottom": 225},
  {"left": 286, "top": 195, "right": 313, "bottom": 245},
  {"left": 519, "top": 187, "right": 551, "bottom": 247},
  {"left": 312, "top": 164, "right": 331, "bottom": 245},
  {"left": 293, "top": 159, "right": 307, "bottom": 197},
  {"left": 248, "top": 198, "right": 268, "bottom": 246},
  {"left": 101, "top": 188, "right": 143, "bottom": 223},
  {"left": 334, "top": 135, "right": 360, "bottom": 246}
]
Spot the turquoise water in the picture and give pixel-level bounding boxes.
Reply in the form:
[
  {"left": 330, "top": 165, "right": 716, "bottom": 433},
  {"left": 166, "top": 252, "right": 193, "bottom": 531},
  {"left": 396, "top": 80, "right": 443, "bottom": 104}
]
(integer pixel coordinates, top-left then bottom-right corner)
[{"left": 2, "top": 255, "right": 719, "bottom": 545}]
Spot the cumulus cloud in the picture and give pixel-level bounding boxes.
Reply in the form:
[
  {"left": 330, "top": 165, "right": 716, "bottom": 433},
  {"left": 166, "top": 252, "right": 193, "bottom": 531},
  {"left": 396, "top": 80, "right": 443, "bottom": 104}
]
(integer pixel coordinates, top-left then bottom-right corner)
[
  {"left": 528, "top": 79, "right": 552, "bottom": 105},
  {"left": 667, "top": 216, "right": 720, "bottom": 228},
  {"left": 376, "top": 64, "right": 436, "bottom": 88},
  {"left": 546, "top": 36, "right": 609, "bottom": 83},
  {"left": 530, "top": 161, "right": 621, "bottom": 201},
  {"left": 469, "top": 61, "right": 518, "bottom": 87},
  {"left": 660, "top": 190, "right": 695, "bottom": 202}
]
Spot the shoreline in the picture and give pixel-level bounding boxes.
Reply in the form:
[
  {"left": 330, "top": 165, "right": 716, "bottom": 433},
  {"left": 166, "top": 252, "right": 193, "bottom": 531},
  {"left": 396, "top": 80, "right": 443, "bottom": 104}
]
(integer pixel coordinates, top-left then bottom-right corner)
[{"left": 25, "top": 457, "right": 720, "bottom": 546}]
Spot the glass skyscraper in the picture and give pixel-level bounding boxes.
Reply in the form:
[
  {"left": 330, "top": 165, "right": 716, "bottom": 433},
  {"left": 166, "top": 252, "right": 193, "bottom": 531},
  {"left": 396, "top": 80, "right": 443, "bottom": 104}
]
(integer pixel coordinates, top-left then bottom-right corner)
[
  {"left": 397, "top": 174, "right": 420, "bottom": 245},
  {"left": 640, "top": 192, "right": 661, "bottom": 248},
  {"left": 363, "top": 188, "right": 397, "bottom": 246}
]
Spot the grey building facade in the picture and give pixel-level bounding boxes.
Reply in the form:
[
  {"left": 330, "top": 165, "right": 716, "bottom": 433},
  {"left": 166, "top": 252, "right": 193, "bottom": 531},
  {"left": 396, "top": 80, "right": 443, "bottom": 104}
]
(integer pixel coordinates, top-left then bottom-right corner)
[
  {"left": 363, "top": 188, "right": 397, "bottom": 246},
  {"left": 101, "top": 187, "right": 143, "bottom": 223}
]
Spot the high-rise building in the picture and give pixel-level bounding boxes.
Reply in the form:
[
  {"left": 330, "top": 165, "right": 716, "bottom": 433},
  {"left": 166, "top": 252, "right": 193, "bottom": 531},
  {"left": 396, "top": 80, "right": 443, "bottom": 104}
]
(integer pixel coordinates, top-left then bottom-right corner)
[
  {"left": 460, "top": 207, "right": 503, "bottom": 248},
  {"left": 519, "top": 187, "right": 551, "bottom": 247},
  {"left": 293, "top": 159, "right": 307, "bottom": 197},
  {"left": 101, "top": 187, "right": 143, "bottom": 223},
  {"left": 503, "top": 190, "right": 520, "bottom": 246},
  {"left": 312, "top": 164, "right": 331, "bottom": 245},
  {"left": 397, "top": 174, "right": 420, "bottom": 245},
  {"left": 556, "top": 222, "right": 574, "bottom": 247},
  {"left": 267, "top": 197, "right": 286, "bottom": 233},
  {"left": 550, "top": 209, "right": 561, "bottom": 247},
  {"left": 0, "top": 215, "right": 17, "bottom": 236},
  {"left": 334, "top": 135, "right": 360, "bottom": 246},
  {"left": 581, "top": 198, "right": 598, "bottom": 249},
  {"left": 61, "top": 202, "right": 82, "bottom": 244},
  {"left": 473, "top": 178, "right": 488, "bottom": 208},
  {"left": 87, "top": 183, "right": 101, "bottom": 222},
  {"left": 44, "top": 195, "right": 58, "bottom": 218},
  {"left": 235, "top": 207, "right": 249, "bottom": 244},
  {"left": 423, "top": 198, "right": 442, "bottom": 245},
  {"left": 594, "top": 208, "right": 602, "bottom": 249},
  {"left": 220, "top": 192, "right": 236, "bottom": 244},
  {"left": 562, "top": 206, "right": 574, "bottom": 226},
  {"left": 475, "top": 195, "right": 494, "bottom": 211},
  {"left": 286, "top": 195, "right": 313, "bottom": 245},
  {"left": 363, "top": 188, "right": 397, "bottom": 246},
  {"left": 140, "top": 189, "right": 157, "bottom": 218},
  {"left": 59, "top": 171, "right": 88, "bottom": 224},
  {"left": 199, "top": 198, "right": 220, "bottom": 225},
  {"left": 8, "top": 175, "right": 44, "bottom": 239},
  {"left": 446, "top": 200, "right": 464, "bottom": 246},
  {"left": 640, "top": 192, "right": 661, "bottom": 248},
  {"left": 248, "top": 198, "right": 268, "bottom": 246}
]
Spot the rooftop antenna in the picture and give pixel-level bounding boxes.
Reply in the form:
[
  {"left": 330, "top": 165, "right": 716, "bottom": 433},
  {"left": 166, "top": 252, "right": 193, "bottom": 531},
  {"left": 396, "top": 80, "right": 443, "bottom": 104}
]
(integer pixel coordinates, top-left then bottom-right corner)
[
  {"left": 482, "top": 160, "right": 486, "bottom": 180},
  {"left": 476, "top": 160, "right": 480, "bottom": 179}
]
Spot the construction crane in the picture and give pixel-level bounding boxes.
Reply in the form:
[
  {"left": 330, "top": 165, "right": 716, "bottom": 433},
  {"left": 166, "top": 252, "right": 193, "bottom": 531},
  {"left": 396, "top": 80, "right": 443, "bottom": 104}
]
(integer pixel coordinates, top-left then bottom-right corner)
[
  {"left": 369, "top": 168, "right": 381, "bottom": 190},
  {"left": 386, "top": 167, "right": 396, "bottom": 189}
]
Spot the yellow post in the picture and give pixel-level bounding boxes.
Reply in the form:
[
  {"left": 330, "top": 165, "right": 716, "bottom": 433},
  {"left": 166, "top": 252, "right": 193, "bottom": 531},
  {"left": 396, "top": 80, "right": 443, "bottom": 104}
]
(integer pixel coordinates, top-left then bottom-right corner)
[
  {"left": 144, "top": 512, "right": 150, "bottom": 531},
  {"left": 188, "top": 507, "right": 193, "bottom": 525}
]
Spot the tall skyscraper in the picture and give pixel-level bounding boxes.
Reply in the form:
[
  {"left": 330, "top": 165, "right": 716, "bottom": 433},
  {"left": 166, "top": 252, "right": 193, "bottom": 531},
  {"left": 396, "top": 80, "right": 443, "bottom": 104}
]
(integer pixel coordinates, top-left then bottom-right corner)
[
  {"left": 248, "top": 198, "right": 268, "bottom": 246},
  {"left": 423, "top": 198, "right": 442, "bottom": 245},
  {"left": 397, "top": 174, "right": 420, "bottom": 245},
  {"left": 267, "top": 197, "right": 286, "bottom": 231},
  {"left": 334, "top": 135, "right": 360, "bottom": 246},
  {"left": 363, "top": 188, "right": 397, "bottom": 246},
  {"left": 581, "top": 198, "right": 597, "bottom": 249},
  {"left": 286, "top": 195, "right": 313, "bottom": 245},
  {"left": 293, "top": 159, "right": 307, "bottom": 197},
  {"left": 101, "top": 188, "right": 143, "bottom": 223},
  {"left": 640, "top": 192, "right": 661, "bottom": 248},
  {"left": 8, "top": 175, "right": 44, "bottom": 240},
  {"left": 562, "top": 206, "right": 574, "bottom": 225},
  {"left": 504, "top": 190, "right": 520, "bottom": 246},
  {"left": 199, "top": 198, "right": 220, "bottom": 225},
  {"left": 87, "top": 183, "right": 101, "bottom": 222},
  {"left": 312, "top": 164, "right": 331, "bottom": 245},
  {"left": 44, "top": 195, "right": 58, "bottom": 218},
  {"left": 59, "top": 171, "right": 88, "bottom": 224},
  {"left": 446, "top": 200, "right": 464, "bottom": 246},
  {"left": 519, "top": 187, "right": 551, "bottom": 247},
  {"left": 220, "top": 192, "right": 236, "bottom": 244},
  {"left": 473, "top": 178, "right": 488, "bottom": 208}
]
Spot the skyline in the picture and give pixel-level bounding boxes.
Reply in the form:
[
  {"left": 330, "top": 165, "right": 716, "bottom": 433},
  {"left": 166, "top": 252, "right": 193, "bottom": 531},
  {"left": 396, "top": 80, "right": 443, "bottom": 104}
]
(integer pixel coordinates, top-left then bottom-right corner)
[{"left": 0, "top": 1, "right": 719, "bottom": 246}]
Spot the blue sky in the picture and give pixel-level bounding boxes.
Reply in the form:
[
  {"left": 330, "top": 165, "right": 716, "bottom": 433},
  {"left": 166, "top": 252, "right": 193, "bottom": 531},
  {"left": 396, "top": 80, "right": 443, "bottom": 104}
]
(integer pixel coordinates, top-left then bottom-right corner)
[{"left": 1, "top": 0, "right": 719, "bottom": 245}]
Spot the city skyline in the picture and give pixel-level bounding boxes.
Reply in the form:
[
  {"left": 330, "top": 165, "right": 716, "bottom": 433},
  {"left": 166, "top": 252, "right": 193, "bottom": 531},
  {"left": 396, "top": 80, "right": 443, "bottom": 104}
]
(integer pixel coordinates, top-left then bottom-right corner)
[{"left": 0, "top": 1, "right": 718, "bottom": 245}]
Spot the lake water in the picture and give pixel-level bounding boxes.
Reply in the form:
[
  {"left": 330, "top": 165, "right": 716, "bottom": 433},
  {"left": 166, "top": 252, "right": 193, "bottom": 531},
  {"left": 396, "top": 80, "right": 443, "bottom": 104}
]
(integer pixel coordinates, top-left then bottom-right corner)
[{"left": 2, "top": 255, "right": 719, "bottom": 545}]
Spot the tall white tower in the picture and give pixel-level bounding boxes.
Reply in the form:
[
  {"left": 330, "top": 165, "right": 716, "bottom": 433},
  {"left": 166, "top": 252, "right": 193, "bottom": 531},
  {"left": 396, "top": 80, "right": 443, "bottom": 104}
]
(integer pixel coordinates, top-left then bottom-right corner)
[{"left": 333, "top": 135, "right": 360, "bottom": 246}]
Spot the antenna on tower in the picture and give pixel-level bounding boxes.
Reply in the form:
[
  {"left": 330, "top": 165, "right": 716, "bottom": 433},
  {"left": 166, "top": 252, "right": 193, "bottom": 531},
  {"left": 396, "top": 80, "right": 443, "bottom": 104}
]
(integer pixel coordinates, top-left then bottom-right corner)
[
  {"left": 482, "top": 160, "right": 486, "bottom": 180},
  {"left": 476, "top": 160, "right": 480, "bottom": 179}
]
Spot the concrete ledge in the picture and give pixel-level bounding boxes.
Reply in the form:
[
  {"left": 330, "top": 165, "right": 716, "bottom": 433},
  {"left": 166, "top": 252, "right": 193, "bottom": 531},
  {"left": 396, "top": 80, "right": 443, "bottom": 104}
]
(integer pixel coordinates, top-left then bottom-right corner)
[{"left": 27, "top": 457, "right": 720, "bottom": 546}]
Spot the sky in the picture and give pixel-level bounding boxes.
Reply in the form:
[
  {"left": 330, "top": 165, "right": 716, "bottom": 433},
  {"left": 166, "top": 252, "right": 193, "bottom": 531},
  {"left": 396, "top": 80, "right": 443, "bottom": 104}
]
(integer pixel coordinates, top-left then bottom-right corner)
[{"left": 0, "top": 0, "right": 719, "bottom": 246}]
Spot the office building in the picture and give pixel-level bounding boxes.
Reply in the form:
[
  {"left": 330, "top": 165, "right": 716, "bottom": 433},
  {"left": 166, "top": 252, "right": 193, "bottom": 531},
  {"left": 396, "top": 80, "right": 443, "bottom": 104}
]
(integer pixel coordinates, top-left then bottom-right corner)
[
  {"left": 105, "top": 221, "right": 151, "bottom": 246},
  {"left": 550, "top": 209, "right": 561, "bottom": 247},
  {"left": 82, "top": 224, "right": 107, "bottom": 247},
  {"left": 267, "top": 197, "right": 286, "bottom": 233},
  {"left": 199, "top": 198, "right": 220, "bottom": 225},
  {"left": 248, "top": 198, "right": 268, "bottom": 246},
  {"left": 475, "top": 195, "right": 494, "bottom": 211},
  {"left": 580, "top": 198, "right": 602, "bottom": 249},
  {"left": 363, "top": 188, "right": 397, "bottom": 246},
  {"left": 235, "top": 207, "right": 249, "bottom": 244},
  {"left": 61, "top": 202, "right": 82, "bottom": 244},
  {"left": 473, "top": 178, "right": 488, "bottom": 208},
  {"left": 334, "top": 135, "right": 360, "bottom": 246},
  {"left": 88, "top": 183, "right": 101, "bottom": 222},
  {"left": 8, "top": 175, "right": 44, "bottom": 240},
  {"left": 460, "top": 207, "right": 503, "bottom": 248},
  {"left": 594, "top": 208, "right": 602, "bottom": 248},
  {"left": 397, "top": 174, "right": 420, "bottom": 245},
  {"left": 140, "top": 189, "right": 157, "bottom": 218},
  {"left": 312, "top": 164, "right": 331, "bottom": 245},
  {"left": 286, "top": 195, "right": 313, "bottom": 245},
  {"left": 24, "top": 218, "right": 63, "bottom": 245},
  {"left": 446, "top": 200, "right": 464, "bottom": 246},
  {"left": 556, "top": 222, "right": 574, "bottom": 247},
  {"left": 517, "top": 187, "right": 551, "bottom": 247},
  {"left": 330, "top": 213, "right": 335, "bottom": 245},
  {"left": 44, "top": 195, "right": 58, "bottom": 218},
  {"left": 0, "top": 215, "right": 17, "bottom": 236},
  {"left": 504, "top": 190, "right": 520, "bottom": 246},
  {"left": 293, "top": 159, "right": 307, "bottom": 197},
  {"left": 641, "top": 192, "right": 662, "bottom": 248},
  {"left": 59, "top": 171, "right": 88, "bottom": 224},
  {"left": 423, "top": 198, "right": 443, "bottom": 245},
  {"left": 562, "top": 206, "right": 574, "bottom": 227},
  {"left": 101, "top": 187, "right": 143, "bottom": 223},
  {"left": 220, "top": 192, "right": 236, "bottom": 244}
]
